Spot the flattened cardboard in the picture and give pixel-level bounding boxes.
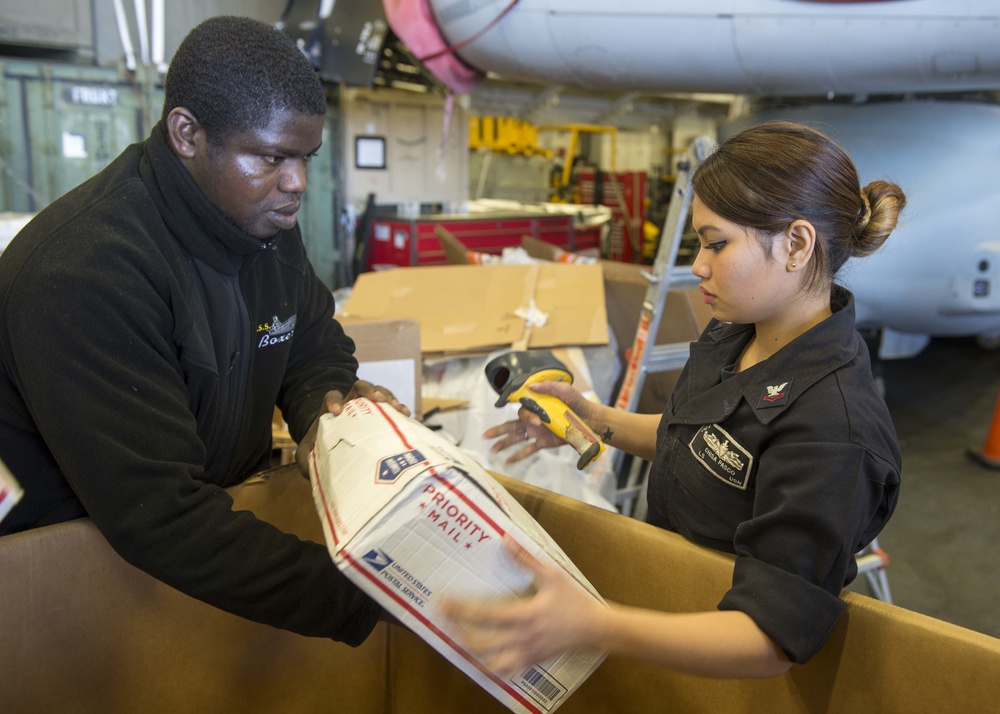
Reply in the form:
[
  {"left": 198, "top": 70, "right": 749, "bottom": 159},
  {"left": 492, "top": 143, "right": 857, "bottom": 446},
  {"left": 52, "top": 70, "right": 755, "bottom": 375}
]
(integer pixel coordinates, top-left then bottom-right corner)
[
  {"left": 309, "top": 399, "right": 606, "bottom": 713},
  {"left": 344, "top": 264, "right": 608, "bottom": 356}
]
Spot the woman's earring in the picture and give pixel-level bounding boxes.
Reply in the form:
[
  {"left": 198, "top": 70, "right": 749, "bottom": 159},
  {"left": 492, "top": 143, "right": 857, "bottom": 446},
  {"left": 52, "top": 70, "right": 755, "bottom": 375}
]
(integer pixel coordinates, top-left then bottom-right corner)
[{"left": 791, "top": 261, "right": 798, "bottom": 268}]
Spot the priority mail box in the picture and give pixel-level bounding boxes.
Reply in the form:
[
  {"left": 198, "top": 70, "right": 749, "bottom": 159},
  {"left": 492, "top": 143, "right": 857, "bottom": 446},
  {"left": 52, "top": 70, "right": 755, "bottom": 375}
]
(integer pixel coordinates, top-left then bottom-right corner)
[{"left": 309, "top": 398, "right": 606, "bottom": 714}]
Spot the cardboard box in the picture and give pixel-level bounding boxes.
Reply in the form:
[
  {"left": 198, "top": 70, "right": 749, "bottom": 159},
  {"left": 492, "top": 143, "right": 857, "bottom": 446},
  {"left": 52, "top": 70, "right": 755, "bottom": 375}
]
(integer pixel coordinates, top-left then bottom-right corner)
[
  {"left": 5, "top": 465, "right": 1000, "bottom": 713},
  {"left": 341, "top": 317, "right": 423, "bottom": 419},
  {"left": 343, "top": 264, "right": 608, "bottom": 357},
  {"left": 600, "top": 260, "right": 712, "bottom": 413},
  {"left": 309, "top": 398, "right": 607, "bottom": 714}
]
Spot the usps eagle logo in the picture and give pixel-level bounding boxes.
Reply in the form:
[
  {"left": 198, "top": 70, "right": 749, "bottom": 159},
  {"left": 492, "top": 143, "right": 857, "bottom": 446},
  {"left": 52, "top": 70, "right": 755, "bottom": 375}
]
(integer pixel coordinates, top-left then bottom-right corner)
[{"left": 362, "top": 549, "right": 393, "bottom": 572}]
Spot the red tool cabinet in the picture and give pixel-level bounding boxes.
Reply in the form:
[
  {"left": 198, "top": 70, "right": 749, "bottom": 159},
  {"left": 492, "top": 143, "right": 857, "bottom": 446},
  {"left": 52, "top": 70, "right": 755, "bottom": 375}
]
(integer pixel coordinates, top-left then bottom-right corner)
[
  {"left": 366, "top": 213, "right": 601, "bottom": 269},
  {"left": 578, "top": 170, "right": 647, "bottom": 264}
]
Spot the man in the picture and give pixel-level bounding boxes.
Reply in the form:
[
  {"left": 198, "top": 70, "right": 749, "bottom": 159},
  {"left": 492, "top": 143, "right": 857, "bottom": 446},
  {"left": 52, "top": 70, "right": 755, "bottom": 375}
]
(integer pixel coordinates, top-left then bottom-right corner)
[{"left": 0, "top": 16, "right": 404, "bottom": 646}]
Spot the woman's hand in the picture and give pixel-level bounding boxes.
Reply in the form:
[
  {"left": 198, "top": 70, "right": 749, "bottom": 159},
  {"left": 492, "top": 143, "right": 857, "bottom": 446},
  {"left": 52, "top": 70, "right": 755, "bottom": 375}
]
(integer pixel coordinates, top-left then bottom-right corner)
[
  {"left": 483, "top": 380, "right": 595, "bottom": 465},
  {"left": 439, "top": 538, "right": 609, "bottom": 675},
  {"left": 295, "top": 381, "right": 411, "bottom": 475}
]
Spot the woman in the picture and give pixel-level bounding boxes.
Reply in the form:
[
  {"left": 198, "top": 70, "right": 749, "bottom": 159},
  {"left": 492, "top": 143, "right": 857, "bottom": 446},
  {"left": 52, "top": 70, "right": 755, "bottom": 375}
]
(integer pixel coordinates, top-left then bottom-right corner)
[{"left": 442, "top": 121, "right": 906, "bottom": 678}]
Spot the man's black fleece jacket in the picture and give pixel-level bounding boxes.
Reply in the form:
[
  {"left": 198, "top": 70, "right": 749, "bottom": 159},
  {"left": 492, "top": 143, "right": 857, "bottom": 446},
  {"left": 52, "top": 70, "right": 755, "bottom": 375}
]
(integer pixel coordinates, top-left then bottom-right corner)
[{"left": 0, "top": 124, "right": 381, "bottom": 645}]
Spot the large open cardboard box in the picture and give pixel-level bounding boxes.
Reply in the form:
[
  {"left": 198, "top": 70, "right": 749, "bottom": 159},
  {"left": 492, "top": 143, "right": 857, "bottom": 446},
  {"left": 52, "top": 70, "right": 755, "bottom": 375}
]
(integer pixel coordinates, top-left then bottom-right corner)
[{"left": 3, "top": 465, "right": 999, "bottom": 713}]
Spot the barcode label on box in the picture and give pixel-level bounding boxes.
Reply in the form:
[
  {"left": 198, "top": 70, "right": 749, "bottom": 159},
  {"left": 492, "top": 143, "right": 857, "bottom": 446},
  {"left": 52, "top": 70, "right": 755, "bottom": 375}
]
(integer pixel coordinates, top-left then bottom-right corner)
[{"left": 513, "top": 665, "right": 568, "bottom": 710}]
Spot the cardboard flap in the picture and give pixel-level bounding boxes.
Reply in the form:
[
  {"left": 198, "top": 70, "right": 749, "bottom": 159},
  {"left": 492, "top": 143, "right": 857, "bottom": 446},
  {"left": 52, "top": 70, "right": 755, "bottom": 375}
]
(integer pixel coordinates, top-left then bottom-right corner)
[{"left": 345, "top": 264, "right": 609, "bottom": 356}]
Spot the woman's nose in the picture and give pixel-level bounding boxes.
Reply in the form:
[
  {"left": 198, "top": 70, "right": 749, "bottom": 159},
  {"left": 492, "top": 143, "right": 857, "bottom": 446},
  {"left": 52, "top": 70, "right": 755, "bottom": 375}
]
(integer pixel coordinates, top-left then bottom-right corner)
[{"left": 691, "top": 248, "right": 710, "bottom": 279}]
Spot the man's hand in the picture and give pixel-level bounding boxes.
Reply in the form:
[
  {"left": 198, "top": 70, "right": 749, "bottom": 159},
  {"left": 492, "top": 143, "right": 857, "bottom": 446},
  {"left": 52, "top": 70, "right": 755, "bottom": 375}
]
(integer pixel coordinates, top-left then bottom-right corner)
[
  {"left": 342, "top": 380, "right": 411, "bottom": 418},
  {"left": 295, "top": 381, "right": 411, "bottom": 476}
]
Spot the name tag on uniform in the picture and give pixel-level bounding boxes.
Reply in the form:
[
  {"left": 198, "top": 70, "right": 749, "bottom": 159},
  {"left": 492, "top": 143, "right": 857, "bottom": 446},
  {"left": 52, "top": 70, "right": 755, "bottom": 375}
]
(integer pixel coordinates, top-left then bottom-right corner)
[{"left": 688, "top": 424, "right": 753, "bottom": 490}]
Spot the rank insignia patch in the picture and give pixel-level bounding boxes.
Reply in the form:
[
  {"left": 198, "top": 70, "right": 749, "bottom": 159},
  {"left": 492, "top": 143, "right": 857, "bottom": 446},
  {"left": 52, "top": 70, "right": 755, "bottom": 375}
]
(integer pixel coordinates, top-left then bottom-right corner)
[{"left": 757, "top": 378, "right": 793, "bottom": 408}]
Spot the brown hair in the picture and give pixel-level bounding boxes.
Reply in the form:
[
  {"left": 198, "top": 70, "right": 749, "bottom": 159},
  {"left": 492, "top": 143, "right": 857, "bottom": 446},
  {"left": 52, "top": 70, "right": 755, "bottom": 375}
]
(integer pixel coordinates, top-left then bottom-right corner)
[{"left": 691, "top": 120, "right": 906, "bottom": 291}]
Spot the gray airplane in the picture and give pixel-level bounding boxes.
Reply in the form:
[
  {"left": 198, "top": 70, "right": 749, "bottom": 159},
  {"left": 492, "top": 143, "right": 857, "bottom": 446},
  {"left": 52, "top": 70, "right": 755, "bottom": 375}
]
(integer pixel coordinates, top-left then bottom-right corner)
[{"left": 388, "top": 0, "right": 1000, "bottom": 358}]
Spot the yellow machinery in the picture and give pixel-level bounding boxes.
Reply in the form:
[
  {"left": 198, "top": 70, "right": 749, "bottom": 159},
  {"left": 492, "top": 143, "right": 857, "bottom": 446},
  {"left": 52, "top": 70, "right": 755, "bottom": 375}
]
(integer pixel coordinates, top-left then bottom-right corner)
[
  {"left": 468, "top": 115, "right": 551, "bottom": 156},
  {"left": 535, "top": 123, "right": 618, "bottom": 204}
]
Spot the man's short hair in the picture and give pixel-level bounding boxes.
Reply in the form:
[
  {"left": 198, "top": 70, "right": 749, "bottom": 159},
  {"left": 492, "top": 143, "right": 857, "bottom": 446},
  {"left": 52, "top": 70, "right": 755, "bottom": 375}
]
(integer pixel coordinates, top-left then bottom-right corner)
[{"left": 162, "top": 15, "right": 327, "bottom": 143}]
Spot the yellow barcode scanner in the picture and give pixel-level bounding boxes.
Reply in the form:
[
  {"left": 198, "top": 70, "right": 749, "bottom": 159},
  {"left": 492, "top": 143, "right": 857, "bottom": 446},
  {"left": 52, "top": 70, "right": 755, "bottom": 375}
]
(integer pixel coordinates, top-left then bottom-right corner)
[{"left": 485, "top": 350, "right": 605, "bottom": 470}]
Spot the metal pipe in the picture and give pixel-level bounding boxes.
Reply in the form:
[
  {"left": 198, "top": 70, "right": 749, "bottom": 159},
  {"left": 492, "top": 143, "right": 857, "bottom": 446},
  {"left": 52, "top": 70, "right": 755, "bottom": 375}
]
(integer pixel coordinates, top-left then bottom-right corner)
[
  {"left": 133, "top": 0, "right": 150, "bottom": 66},
  {"left": 111, "top": 0, "right": 137, "bottom": 71},
  {"left": 152, "top": 0, "right": 166, "bottom": 72}
]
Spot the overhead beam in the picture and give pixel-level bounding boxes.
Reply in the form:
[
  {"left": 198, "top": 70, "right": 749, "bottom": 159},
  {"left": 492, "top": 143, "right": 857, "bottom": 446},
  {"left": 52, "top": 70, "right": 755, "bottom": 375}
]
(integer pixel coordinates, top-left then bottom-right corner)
[
  {"left": 592, "top": 91, "right": 640, "bottom": 125},
  {"left": 520, "top": 84, "right": 565, "bottom": 122}
]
